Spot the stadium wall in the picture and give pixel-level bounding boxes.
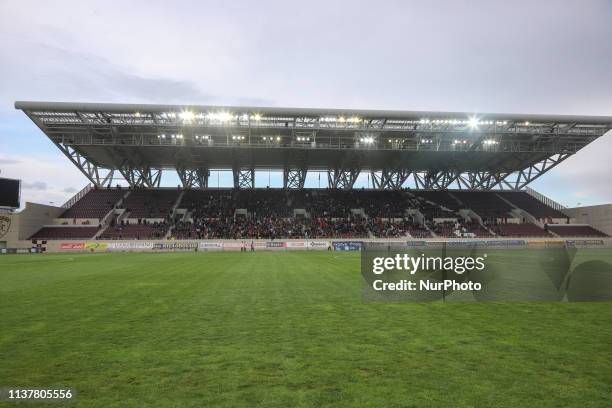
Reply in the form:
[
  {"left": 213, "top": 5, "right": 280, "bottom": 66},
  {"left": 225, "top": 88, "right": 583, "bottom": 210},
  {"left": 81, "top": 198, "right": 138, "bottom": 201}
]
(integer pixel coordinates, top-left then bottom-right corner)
[
  {"left": 564, "top": 204, "right": 612, "bottom": 236},
  {"left": 0, "top": 202, "right": 63, "bottom": 249}
]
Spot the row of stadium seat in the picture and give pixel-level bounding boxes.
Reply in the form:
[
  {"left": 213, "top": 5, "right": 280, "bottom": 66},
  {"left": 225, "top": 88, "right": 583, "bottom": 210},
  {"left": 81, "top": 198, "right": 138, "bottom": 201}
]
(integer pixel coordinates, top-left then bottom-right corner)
[
  {"left": 29, "top": 187, "right": 608, "bottom": 240},
  {"left": 121, "top": 189, "right": 180, "bottom": 219},
  {"left": 546, "top": 225, "right": 607, "bottom": 237},
  {"left": 491, "top": 223, "right": 552, "bottom": 238},
  {"left": 100, "top": 222, "right": 169, "bottom": 240},
  {"left": 497, "top": 192, "right": 567, "bottom": 218},
  {"left": 58, "top": 187, "right": 570, "bottom": 221},
  {"left": 60, "top": 188, "right": 125, "bottom": 219},
  {"left": 452, "top": 191, "right": 514, "bottom": 218},
  {"left": 30, "top": 226, "right": 100, "bottom": 239}
]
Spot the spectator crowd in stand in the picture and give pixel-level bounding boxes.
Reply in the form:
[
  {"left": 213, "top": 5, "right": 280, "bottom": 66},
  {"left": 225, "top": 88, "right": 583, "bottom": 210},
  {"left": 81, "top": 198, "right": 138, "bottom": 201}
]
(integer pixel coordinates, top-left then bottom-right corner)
[
  {"left": 100, "top": 218, "right": 169, "bottom": 240},
  {"left": 173, "top": 215, "right": 371, "bottom": 239},
  {"left": 30, "top": 186, "right": 607, "bottom": 240}
]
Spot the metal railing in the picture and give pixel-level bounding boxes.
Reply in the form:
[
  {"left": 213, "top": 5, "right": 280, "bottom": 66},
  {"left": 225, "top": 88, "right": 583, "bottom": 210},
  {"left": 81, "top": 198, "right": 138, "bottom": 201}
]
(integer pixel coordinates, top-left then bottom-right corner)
[
  {"left": 61, "top": 184, "right": 92, "bottom": 208},
  {"left": 525, "top": 187, "right": 566, "bottom": 211}
]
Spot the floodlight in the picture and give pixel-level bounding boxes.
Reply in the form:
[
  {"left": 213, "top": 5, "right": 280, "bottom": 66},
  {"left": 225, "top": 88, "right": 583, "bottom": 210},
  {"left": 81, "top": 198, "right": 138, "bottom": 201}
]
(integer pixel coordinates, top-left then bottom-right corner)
[
  {"left": 180, "top": 111, "right": 195, "bottom": 122},
  {"left": 361, "top": 136, "right": 374, "bottom": 145},
  {"left": 207, "top": 111, "right": 232, "bottom": 122},
  {"left": 468, "top": 116, "right": 479, "bottom": 129}
]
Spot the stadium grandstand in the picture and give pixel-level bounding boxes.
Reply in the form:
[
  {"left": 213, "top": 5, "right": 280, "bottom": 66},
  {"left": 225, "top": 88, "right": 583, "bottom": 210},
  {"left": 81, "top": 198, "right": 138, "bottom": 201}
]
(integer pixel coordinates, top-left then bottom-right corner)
[{"left": 13, "top": 101, "right": 612, "bottom": 242}]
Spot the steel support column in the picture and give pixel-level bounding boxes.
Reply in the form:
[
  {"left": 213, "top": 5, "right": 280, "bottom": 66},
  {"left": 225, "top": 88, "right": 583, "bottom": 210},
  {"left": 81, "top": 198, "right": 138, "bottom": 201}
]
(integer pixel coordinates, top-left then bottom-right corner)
[
  {"left": 233, "top": 167, "right": 254, "bottom": 189},
  {"left": 487, "top": 153, "right": 572, "bottom": 190},
  {"left": 371, "top": 169, "right": 411, "bottom": 189},
  {"left": 412, "top": 171, "right": 457, "bottom": 190},
  {"left": 54, "top": 143, "right": 115, "bottom": 187},
  {"left": 177, "top": 167, "right": 210, "bottom": 188},
  {"left": 283, "top": 167, "right": 307, "bottom": 189},
  {"left": 118, "top": 166, "right": 162, "bottom": 188},
  {"left": 328, "top": 167, "right": 359, "bottom": 189}
]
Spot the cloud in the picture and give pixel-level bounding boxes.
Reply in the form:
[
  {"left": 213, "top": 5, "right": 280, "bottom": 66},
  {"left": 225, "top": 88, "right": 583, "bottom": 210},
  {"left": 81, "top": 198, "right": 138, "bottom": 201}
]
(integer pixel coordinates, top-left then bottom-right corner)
[
  {"left": 22, "top": 181, "right": 47, "bottom": 190},
  {"left": 529, "top": 130, "right": 612, "bottom": 206},
  {"left": 4, "top": 0, "right": 608, "bottom": 113},
  {"left": 0, "top": 39, "right": 216, "bottom": 109},
  {"left": 0, "top": 158, "right": 20, "bottom": 165},
  {"left": 0, "top": 154, "right": 89, "bottom": 207}
]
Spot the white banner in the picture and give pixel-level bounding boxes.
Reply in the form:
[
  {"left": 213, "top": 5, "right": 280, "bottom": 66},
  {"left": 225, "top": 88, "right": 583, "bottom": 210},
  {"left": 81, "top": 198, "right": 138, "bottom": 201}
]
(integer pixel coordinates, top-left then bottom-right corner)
[
  {"left": 198, "top": 242, "right": 223, "bottom": 250},
  {"left": 285, "top": 241, "right": 306, "bottom": 249},
  {"left": 306, "top": 241, "right": 330, "bottom": 250},
  {"left": 153, "top": 242, "right": 197, "bottom": 251},
  {"left": 107, "top": 241, "right": 155, "bottom": 251},
  {"left": 223, "top": 242, "right": 244, "bottom": 250}
]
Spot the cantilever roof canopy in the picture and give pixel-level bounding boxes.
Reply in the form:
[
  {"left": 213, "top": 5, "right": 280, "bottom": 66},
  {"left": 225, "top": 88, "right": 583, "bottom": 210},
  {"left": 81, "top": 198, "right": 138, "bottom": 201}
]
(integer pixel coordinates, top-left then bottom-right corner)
[{"left": 15, "top": 101, "right": 612, "bottom": 190}]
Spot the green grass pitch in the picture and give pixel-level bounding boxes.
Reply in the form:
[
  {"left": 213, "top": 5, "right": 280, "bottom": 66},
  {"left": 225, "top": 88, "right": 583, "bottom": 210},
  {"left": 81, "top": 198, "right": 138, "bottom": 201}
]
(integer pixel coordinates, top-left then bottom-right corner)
[{"left": 1, "top": 251, "right": 611, "bottom": 407}]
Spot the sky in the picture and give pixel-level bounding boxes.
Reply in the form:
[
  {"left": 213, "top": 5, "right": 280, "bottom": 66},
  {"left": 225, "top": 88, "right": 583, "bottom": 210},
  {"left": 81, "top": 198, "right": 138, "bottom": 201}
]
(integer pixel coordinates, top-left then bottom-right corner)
[{"left": 0, "top": 0, "right": 611, "bottom": 208}]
